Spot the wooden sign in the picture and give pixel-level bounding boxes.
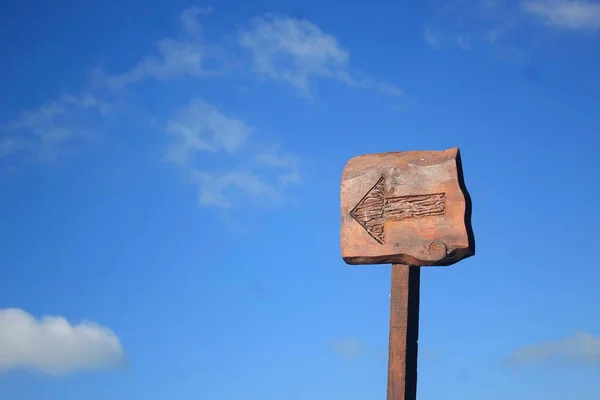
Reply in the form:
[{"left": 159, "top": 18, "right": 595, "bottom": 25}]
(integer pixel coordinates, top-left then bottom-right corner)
[
  {"left": 341, "top": 147, "right": 474, "bottom": 267},
  {"left": 340, "top": 147, "right": 475, "bottom": 400}
]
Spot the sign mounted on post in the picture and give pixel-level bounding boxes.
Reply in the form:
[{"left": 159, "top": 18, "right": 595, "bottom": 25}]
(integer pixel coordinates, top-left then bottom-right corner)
[
  {"left": 341, "top": 147, "right": 474, "bottom": 267},
  {"left": 340, "top": 147, "right": 475, "bottom": 400}
]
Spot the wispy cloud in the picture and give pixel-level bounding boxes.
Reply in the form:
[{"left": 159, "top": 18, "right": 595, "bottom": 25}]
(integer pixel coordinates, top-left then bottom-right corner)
[
  {"left": 191, "top": 169, "right": 289, "bottom": 208},
  {"left": 165, "top": 99, "right": 251, "bottom": 164},
  {"left": 0, "top": 93, "right": 111, "bottom": 163},
  {"left": 100, "top": 7, "right": 402, "bottom": 98},
  {"left": 255, "top": 144, "right": 300, "bottom": 185},
  {"left": 424, "top": 27, "right": 475, "bottom": 51},
  {"left": 505, "top": 331, "right": 600, "bottom": 368},
  {"left": 424, "top": 26, "right": 442, "bottom": 47},
  {"left": 238, "top": 14, "right": 402, "bottom": 97},
  {"left": 424, "top": 1, "right": 523, "bottom": 52},
  {"left": 523, "top": 0, "right": 600, "bottom": 30},
  {"left": 3, "top": 6, "right": 405, "bottom": 211},
  {"left": 424, "top": 0, "right": 599, "bottom": 59},
  {"left": 455, "top": 33, "right": 473, "bottom": 50},
  {"left": 165, "top": 97, "right": 299, "bottom": 208},
  {"left": 329, "top": 338, "right": 364, "bottom": 362},
  {"left": 102, "top": 7, "right": 228, "bottom": 90},
  {"left": 0, "top": 308, "right": 125, "bottom": 375}
]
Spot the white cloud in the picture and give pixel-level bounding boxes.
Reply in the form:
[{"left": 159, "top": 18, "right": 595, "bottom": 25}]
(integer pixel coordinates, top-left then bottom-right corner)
[
  {"left": 165, "top": 98, "right": 299, "bottom": 208},
  {"left": 191, "top": 169, "right": 287, "bottom": 208},
  {"left": 254, "top": 144, "right": 300, "bottom": 185},
  {"left": 0, "top": 93, "right": 110, "bottom": 162},
  {"left": 455, "top": 33, "right": 473, "bottom": 50},
  {"left": 239, "top": 14, "right": 349, "bottom": 93},
  {"left": 60, "top": 93, "right": 113, "bottom": 114},
  {"left": 238, "top": 14, "right": 402, "bottom": 97},
  {"left": 104, "top": 7, "right": 226, "bottom": 89},
  {"left": 94, "top": 6, "right": 404, "bottom": 102},
  {"left": 180, "top": 6, "right": 211, "bottom": 37},
  {"left": 425, "top": 0, "right": 599, "bottom": 56},
  {"left": 424, "top": 26, "right": 442, "bottom": 47},
  {"left": 165, "top": 98, "right": 251, "bottom": 164},
  {"left": 523, "top": 0, "right": 600, "bottom": 30},
  {"left": 505, "top": 331, "right": 600, "bottom": 367},
  {"left": 329, "top": 338, "right": 363, "bottom": 361},
  {"left": 0, "top": 308, "right": 125, "bottom": 375},
  {"left": 424, "top": 1, "right": 523, "bottom": 53},
  {"left": 101, "top": 8, "right": 401, "bottom": 97}
]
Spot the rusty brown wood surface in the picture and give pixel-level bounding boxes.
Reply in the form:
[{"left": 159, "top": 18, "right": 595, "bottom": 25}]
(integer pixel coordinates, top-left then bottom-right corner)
[
  {"left": 340, "top": 147, "right": 474, "bottom": 267},
  {"left": 387, "top": 264, "right": 420, "bottom": 400}
]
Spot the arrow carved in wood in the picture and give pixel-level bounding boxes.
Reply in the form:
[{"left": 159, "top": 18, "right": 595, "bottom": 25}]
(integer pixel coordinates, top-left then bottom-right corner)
[{"left": 350, "top": 175, "right": 446, "bottom": 244}]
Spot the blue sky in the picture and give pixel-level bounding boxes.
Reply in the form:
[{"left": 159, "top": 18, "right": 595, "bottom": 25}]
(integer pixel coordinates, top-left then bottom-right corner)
[{"left": 1, "top": 0, "right": 600, "bottom": 398}]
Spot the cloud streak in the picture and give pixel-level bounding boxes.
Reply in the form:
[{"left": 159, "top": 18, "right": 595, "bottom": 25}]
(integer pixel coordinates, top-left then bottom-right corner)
[
  {"left": 101, "top": 8, "right": 402, "bottom": 98},
  {"left": 505, "top": 331, "right": 600, "bottom": 368},
  {"left": 3, "top": 6, "right": 403, "bottom": 209},
  {"left": 424, "top": 0, "right": 599, "bottom": 59},
  {"left": 238, "top": 14, "right": 402, "bottom": 97},
  {"left": 165, "top": 99, "right": 251, "bottom": 164},
  {"left": 165, "top": 98, "right": 299, "bottom": 208},
  {"left": 0, "top": 308, "right": 125, "bottom": 375},
  {"left": 523, "top": 0, "right": 600, "bottom": 30},
  {"left": 103, "top": 7, "right": 227, "bottom": 90},
  {"left": 0, "top": 93, "right": 111, "bottom": 163},
  {"left": 424, "top": 26, "right": 442, "bottom": 47},
  {"left": 329, "top": 338, "right": 364, "bottom": 361}
]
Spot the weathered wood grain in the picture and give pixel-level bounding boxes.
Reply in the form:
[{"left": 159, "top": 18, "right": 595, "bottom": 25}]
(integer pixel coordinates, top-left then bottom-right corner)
[
  {"left": 341, "top": 147, "right": 474, "bottom": 266},
  {"left": 387, "top": 264, "right": 420, "bottom": 400}
]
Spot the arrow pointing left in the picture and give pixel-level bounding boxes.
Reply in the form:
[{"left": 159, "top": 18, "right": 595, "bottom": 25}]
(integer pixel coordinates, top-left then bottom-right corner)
[{"left": 350, "top": 175, "right": 445, "bottom": 244}]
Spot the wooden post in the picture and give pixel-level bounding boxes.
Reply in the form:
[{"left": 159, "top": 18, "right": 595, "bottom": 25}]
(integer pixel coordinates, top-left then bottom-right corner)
[
  {"left": 387, "top": 264, "right": 420, "bottom": 400},
  {"left": 340, "top": 147, "right": 475, "bottom": 399}
]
